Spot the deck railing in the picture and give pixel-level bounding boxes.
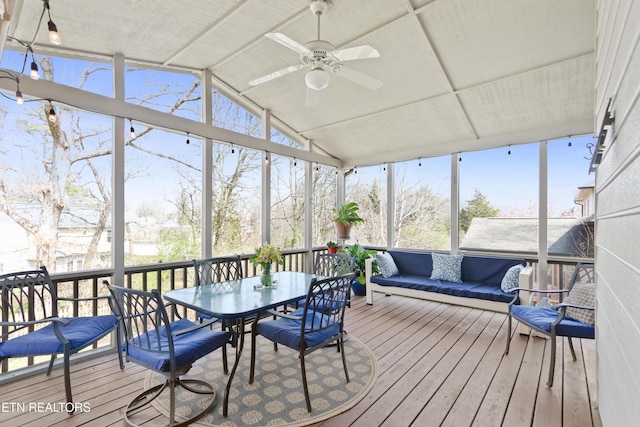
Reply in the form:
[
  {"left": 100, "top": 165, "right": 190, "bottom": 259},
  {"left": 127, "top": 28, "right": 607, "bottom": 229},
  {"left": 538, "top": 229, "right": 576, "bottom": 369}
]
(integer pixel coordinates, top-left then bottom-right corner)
[
  {"left": 0, "top": 248, "right": 320, "bottom": 375},
  {"left": 1, "top": 247, "right": 591, "bottom": 375}
]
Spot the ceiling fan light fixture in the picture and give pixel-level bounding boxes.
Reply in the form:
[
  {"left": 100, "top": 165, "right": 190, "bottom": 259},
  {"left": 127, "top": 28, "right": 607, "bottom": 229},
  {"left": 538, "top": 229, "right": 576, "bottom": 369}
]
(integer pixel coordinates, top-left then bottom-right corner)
[{"left": 305, "top": 68, "right": 329, "bottom": 90}]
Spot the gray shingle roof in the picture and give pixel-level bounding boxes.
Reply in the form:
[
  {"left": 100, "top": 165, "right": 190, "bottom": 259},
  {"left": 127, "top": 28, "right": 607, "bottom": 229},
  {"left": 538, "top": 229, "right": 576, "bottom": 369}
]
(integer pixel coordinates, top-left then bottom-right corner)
[{"left": 461, "top": 217, "right": 594, "bottom": 257}]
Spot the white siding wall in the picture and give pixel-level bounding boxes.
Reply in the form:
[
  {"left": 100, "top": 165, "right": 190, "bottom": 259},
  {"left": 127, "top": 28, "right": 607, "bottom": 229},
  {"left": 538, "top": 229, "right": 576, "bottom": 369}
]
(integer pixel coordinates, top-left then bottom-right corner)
[{"left": 595, "top": 1, "right": 640, "bottom": 425}]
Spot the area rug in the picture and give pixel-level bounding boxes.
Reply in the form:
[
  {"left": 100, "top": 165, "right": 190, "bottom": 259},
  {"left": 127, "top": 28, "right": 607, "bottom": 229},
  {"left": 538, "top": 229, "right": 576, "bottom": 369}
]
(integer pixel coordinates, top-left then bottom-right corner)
[{"left": 144, "top": 335, "right": 377, "bottom": 426}]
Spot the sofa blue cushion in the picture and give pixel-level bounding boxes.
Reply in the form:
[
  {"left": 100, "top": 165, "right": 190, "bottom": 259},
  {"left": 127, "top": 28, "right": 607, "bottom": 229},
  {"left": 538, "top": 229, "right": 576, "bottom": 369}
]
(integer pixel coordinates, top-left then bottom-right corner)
[
  {"left": 369, "top": 274, "right": 517, "bottom": 303},
  {"left": 369, "top": 251, "right": 526, "bottom": 306},
  {"left": 461, "top": 256, "right": 526, "bottom": 285},
  {"left": 510, "top": 305, "right": 595, "bottom": 338},
  {"left": 387, "top": 250, "right": 433, "bottom": 276}
]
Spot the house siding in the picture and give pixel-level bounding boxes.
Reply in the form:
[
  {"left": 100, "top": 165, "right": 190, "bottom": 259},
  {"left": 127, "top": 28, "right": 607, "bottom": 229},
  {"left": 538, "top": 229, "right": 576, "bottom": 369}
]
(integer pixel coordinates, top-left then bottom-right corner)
[{"left": 595, "top": 1, "right": 640, "bottom": 426}]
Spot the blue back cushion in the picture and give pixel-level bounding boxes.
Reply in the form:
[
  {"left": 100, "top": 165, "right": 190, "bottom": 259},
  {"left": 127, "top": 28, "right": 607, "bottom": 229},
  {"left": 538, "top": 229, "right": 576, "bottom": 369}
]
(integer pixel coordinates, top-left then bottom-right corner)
[
  {"left": 461, "top": 256, "right": 525, "bottom": 286},
  {"left": 387, "top": 250, "right": 433, "bottom": 276},
  {"left": 386, "top": 251, "right": 524, "bottom": 287}
]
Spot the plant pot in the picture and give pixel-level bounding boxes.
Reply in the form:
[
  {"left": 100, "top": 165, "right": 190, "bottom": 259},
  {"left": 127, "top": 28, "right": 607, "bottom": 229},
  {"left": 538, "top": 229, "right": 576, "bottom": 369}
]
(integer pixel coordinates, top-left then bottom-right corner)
[
  {"left": 328, "top": 246, "right": 339, "bottom": 254},
  {"left": 336, "top": 222, "right": 352, "bottom": 240},
  {"left": 352, "top": 278, "right": 366, "bottom": 296}
]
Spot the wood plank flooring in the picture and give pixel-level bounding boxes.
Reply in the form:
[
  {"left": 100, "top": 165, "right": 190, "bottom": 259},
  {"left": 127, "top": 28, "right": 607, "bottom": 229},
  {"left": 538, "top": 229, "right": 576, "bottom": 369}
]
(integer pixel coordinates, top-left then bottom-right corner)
[{"left": 0, "top": 293, "right": 600, "bottom": 426}]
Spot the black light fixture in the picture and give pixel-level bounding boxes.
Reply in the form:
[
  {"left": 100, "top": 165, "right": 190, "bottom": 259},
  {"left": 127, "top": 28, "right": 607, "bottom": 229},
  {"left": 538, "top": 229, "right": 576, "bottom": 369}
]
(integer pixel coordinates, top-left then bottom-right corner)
[
  {"left": 48, "top": 103, "right": 56, "bottom": 121},
  {"left": 0, "top": 70, "right": 25, "bottom": 105},
  {"left": 230, "top": 144, "right": 235, "bottom": 154},
  {"left": 44, "top": 0, "right": 62, "bottom": 45},
  {"left": 16, "top": 88, "right": 24, "bottom": 105},
  {"left": 568, "top": 135, "right": 572, "bottom": 147},
  {"left": 129, "top": 119, "right": 136, "bottom": 138},
  {"left": 293, "top": 157, "right": 297, "bottom": 167},
  {"left": 30, "top": 60, "right": 40, "bottom": 80},
  {"left": 507, "top": 145, "right": 512, "bottom": 155},
  {"left": 418, "top": 157, "right": 422, "bottom": 167},
  {"left": 185, "top": 132, "right": 190, "bottom": 145},
  {"left": 265, "top": 152, "right": 270, "bottom": 164}
]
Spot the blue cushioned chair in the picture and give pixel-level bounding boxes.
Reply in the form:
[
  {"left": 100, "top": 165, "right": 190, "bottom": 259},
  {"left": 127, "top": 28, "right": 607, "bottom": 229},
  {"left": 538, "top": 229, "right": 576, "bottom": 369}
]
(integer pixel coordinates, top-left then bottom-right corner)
[
  {"left": 193, "top": 255, "right": 243, "bottom": 374},
  {"left": 249, "top": 272, "right": 355, "bottom": 412},
  {"left": 505, "top": 263, "right": 595, "bottom": 386},
  {"left": 0, "top": 266, "right": 123, "bottom": 412},
  {"left": 106, "top": 283, "right": 231, "bottom": 427}
]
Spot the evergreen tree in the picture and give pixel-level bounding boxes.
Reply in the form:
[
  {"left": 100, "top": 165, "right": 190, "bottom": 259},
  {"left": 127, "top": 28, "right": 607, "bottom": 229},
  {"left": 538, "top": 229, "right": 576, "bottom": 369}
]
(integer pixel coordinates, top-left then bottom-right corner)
[{"left": 460, "top": 189, "right": 500, "bottom": 232}]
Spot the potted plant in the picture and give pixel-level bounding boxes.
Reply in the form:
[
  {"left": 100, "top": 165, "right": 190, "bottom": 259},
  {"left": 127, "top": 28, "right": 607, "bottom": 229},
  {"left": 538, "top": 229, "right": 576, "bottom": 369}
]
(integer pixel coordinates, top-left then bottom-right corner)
[
  {"left": 327, "top": 241, "right": 339, "bottom": 254},
  {"left": 344, "top": 243, "right": 378, "bottom": 296},
  {"left": 334, "top": 202, "right": 365, "bottom": 240}
]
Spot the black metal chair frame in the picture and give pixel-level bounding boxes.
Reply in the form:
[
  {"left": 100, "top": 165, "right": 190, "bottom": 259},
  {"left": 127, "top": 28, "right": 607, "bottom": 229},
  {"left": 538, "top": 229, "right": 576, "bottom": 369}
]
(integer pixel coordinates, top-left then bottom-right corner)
[
  {"left": 107, "top": 282, "right": 231, "bottom": 427},
  {"left": 193, "top": 255, "right": 243, "bottom": 374},
  {"left": 249, "top": 272, "right": 355, "bottom": 412},
  {"left": 0, "top": 266, "right": 123, "bottom": 411},
  {"left": 314, "top": 253, "right": 355, "bottom": 277},
  {"left": 505, "top": 263, "right": 595, "bottom": 386}
]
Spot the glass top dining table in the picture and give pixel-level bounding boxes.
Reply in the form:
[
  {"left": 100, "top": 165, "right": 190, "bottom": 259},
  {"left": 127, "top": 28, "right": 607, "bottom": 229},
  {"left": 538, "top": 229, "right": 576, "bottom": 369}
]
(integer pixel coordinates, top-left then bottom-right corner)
[{"left": 163, "top": 271, "right": 320, "bottom": 417}]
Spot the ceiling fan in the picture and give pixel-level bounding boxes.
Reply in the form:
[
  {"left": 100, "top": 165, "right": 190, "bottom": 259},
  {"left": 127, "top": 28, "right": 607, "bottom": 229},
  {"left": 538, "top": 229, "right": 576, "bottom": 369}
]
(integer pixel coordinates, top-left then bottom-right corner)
[{"left": 248, "top": 0, "right": 382, "bottom": 106}]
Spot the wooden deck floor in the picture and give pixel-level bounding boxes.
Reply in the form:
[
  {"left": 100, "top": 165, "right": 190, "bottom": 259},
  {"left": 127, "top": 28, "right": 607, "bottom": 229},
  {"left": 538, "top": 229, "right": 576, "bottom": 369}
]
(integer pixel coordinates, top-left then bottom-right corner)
[{"left": 0, "top": 293, "right": 600, "bottom": 427}]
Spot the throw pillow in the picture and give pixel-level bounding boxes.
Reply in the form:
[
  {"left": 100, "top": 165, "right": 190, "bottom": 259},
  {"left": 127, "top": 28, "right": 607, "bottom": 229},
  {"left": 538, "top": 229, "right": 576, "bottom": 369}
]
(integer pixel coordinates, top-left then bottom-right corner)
[
  {"left": 501, "top": 264, "right": 524, "bottom": 292},
  {"left": 563, "top": 282, "right": 595, "bottom": 325},
  {"left": 376, "top": 252, "right": 399, "bottom": 278},
  {"left": 430, "top": 253, "right": 463, "bottom": 283}
]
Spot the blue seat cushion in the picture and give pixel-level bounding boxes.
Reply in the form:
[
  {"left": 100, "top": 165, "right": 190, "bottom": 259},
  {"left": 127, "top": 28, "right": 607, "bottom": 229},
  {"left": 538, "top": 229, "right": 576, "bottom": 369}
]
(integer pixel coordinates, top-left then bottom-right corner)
[
  {"left": 510, "top": 306, "right": 595, "bottom": 339},
  {"left": 126, "top": 318, "right": 230, "bottom": 372},
  {"left": 0, "top": 315, "right": 118, "bottom": 357},
  {"left": 370, "top": 274, "right": 516, "bottom": 303},
  {"left": 256, "top": 307, "right": 341, "bottom": 350}
]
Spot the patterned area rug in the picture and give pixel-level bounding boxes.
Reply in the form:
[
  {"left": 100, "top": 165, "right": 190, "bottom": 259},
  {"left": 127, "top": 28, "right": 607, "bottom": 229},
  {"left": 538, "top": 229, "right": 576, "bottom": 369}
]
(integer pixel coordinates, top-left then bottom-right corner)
[{"left": 144, "top": 334, "right": 377, "bottom": 426}]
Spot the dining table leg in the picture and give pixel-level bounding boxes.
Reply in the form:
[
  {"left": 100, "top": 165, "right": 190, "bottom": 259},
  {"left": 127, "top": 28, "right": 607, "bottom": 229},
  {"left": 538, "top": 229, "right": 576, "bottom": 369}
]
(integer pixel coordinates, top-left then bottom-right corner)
[{"left": 223, "top": 317, "right": 245, "bottom": 417}]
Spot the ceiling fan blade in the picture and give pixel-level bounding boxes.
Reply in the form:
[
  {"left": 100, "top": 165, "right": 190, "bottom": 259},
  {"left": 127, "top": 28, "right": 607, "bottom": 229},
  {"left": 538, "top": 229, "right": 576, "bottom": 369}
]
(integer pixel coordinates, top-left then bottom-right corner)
[
  {"left": 249, "top": 64, "right": 305, "bottom": 86},
  {"left": 305, "top": 87, "right": 322, "bottom": 107},
  {"left": 265, "top": 32, "right": 310, "bottom": 55},
  {"left": 331, "top": 45, "right": 380, "bottom": 62},
  {"left": 334, "top": 66, "right": 383, "bottom": 91}
]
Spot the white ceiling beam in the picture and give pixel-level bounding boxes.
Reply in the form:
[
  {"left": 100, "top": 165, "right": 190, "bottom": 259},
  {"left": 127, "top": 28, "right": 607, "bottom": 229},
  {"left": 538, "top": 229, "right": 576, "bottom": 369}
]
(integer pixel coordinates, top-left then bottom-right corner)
[{"left": 1, "top": 74, "right": 342, "bottom": 168}]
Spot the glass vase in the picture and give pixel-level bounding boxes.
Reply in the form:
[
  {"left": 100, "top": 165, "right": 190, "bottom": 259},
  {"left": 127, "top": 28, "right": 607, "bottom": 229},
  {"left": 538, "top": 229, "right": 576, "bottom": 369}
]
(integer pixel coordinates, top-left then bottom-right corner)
[{"left": 261, "top": 263, "right": 273, "bottom": 287}]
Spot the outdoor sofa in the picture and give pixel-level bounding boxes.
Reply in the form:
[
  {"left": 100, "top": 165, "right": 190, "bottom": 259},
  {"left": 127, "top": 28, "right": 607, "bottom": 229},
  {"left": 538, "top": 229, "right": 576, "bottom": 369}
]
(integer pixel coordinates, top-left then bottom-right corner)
[{"left": 365, "top": 250, "right": 533, "bottom": 313}]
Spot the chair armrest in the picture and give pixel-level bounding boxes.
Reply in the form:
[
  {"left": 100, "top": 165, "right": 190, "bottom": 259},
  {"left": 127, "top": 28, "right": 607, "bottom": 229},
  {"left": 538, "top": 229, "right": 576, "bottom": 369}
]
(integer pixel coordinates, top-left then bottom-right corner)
[
  {"left": 57, "top": 295, "right": 111, "bottom": 302},
  {"left": 553, "top": 303, "right": 595, "bottom": 311},
  {"left": 508, "top": 287, "right": 569, "bottom": 294},
  {"left": 266, "top": 308, "right": 302, "bottom": 320},
  {"left": 0, "top": 317, "right": 71, "bottom": 328}
]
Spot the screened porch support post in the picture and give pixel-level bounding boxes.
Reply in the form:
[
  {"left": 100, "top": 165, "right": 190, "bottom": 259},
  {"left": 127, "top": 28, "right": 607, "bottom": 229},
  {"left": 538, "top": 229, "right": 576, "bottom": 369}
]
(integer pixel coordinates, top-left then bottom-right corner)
[
  {"left": 450, "top": 153, "right": 460, "bottom": 254},
  {"left": 336, "top": 169, "right": 345, "bottom": 247},
  {"left": 304, "top": 155, "right": 314, "bottom": 273},
  {"left": 112, "top": 53, "right": 125, "bottom": 286},
  {"left": 261, "top": 109, "right": 271, "bottom": 244},
  {"left": 201, "top": 69, "right": 213, "bottom": 258},
  {"left": 386, "top": 163, "right": 395, "bottom": 248},
  {"left": 337, "top": 169, "right": 345, "bottom": 206},
  {"left": 538, "top": 141, "right": 548, "bottom": 289}
]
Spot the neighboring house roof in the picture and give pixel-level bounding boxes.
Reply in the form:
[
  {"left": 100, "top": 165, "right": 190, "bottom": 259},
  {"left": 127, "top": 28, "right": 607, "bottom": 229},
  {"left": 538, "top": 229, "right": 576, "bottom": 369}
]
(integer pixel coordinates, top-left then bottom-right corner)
[{"left": 461, "top": 217, "right": 594, "bottom": 257}]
